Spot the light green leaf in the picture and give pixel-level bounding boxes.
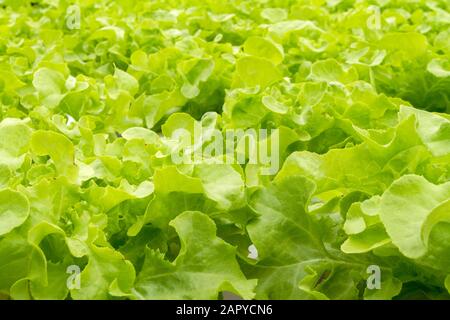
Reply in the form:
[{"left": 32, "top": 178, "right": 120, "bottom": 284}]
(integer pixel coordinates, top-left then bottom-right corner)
[
  {"left": 427, "top": 58, "right": 450, "bottom": 78},
  {"left": 31, "top": 130, "right": 78, "bottom": 179},
  {"left": 243, "top": 37, "right": 284, "bottom": 65},
  {"left": 154, "top": 166, "right": 204, "bottom": 194},
  {"left": 0, "top": 189, "right": 29, "bottom": 236},
  {"left": 132, "top": 211, "right": 256, "bottom": 299},
  {"left": 70, "top": 245, "right": 135, "bottom": 300},
  {"left": 234, "top": 56, "right": 282, "bottom": 88},
  {"left": 0, "top": 118, "right": 32, "bottom": 169},
  {"left": 379, "top": 175, "right": 450, "bottom": 259}
]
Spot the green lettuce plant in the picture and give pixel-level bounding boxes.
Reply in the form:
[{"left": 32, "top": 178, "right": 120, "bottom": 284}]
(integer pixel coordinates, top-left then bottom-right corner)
[{"left": 0, "top": 0, "right": 449, "bottom": 300}]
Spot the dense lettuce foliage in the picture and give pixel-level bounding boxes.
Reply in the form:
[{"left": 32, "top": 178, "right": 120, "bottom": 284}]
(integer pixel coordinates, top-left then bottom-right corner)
[{"left": 0, "top": 0, "right": 449, "bottom": 300}]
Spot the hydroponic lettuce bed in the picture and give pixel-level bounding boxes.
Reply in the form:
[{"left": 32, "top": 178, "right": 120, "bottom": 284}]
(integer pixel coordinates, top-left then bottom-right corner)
[{"left": 0, "top": 0, "right": 449, "bottom": 300}]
